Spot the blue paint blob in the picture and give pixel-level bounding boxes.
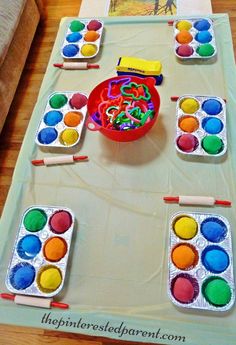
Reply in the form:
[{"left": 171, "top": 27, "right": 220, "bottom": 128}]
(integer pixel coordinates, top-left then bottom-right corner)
[
  {"left": 10, "top": 263, "right": 35, "bottom": 290},
  {"left": 44, "top": 111, "right": 63, "bottom": 126},
  {"left": 17, "top": 235, "right": 41, "bottom": 260},
  {"left": 62, "top": 44, "right": 79, "bottom": 57},
  {"left": 202, "top": 245, "right": 229, "bottom": 273},
  {"left": 202, "top": 99, "right": 222, "bottom": 115},
  {"left": 195, "top": 30, "right": 212, "bottom": 43},
  {"left": 66, "top": 32, "right": 82, "bottom": 43},
  {"left": 202, "top": 117, "right": 223, "bottom": 134},
  {"left": 194, "top": 19, "right": 211, "bottom": 31},
  {"left": 38, "top": 127, "right": 58, "bottom": 144},
  {"left": 201, "top": 217, "right": 227, "bottom": 242}
]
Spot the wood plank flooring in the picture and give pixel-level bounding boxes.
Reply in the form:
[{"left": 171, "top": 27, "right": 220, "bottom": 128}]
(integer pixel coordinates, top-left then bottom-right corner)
[{"left": 0, "top": 0, "right": 235, "bottom": 344}]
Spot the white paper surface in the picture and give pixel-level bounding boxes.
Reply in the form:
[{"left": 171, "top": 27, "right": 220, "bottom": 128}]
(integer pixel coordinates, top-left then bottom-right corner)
[{"left": 79, "top": 0, "right": 212, "bottom": 17}]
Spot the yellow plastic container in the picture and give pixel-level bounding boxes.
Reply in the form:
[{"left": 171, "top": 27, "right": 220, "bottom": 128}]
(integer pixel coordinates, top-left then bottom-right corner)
[{"left": 116, "top": 56, "right": 162, "bottom": 76}]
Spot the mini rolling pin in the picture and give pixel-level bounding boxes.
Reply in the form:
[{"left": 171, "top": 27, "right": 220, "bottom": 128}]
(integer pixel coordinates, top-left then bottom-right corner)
[
  {"left": 163, "top": 196, "right": 231, "bottom": 206},
  {"left": 54, "top": 62, "right": 99, "bottom": 70},
  {"left": 0, "top": 293, "right": 69, "bottom": 309},
  {"left": 31, "top": 155, "right": 88, "bottom": 166}
]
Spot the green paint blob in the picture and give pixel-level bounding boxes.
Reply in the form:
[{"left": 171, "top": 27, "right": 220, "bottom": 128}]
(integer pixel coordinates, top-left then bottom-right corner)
[
  {"left": 202, "top": 135, "right": 223, "bottom": 154},
  {"left": 202, "top": 277, "right": 231, "bottom": 306},
  {"left": 23, "top": 209, "right": 47, "bottom": 232},
  {"left": 69, "top": 20, "right": 85, "bottom": 32},
  {"left": 197, "top": 43, "right": 215, "bottom": 57},
  {"left": 49, "top": 94, "right": 67, "bottom": 109}
]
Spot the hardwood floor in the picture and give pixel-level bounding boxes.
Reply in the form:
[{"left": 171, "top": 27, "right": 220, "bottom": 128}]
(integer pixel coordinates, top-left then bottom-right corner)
[
  {"left": 0, "top": 0, "right": 82, "bottom": 215},
  {"left": 0, "top": 0, "right": 235, "bottom": 344}
]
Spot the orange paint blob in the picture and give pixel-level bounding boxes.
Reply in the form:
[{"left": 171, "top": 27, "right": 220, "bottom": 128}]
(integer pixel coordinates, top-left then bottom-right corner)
[
  {"left": 176, "top": 30, "right": 193, "bottom": 44},
  {"left": 84, "top": 30, "right": 100, "bottom": 42},
  {"left": 179, "top": 116, "right": 199, "bottom": 133},
  {"left": 172, "top": 244, "right": 198, "bottom": 270},
  {"left": 64, "top": 111, "right": 83, "bottom": 127},
  {"left": 43, "top": 237, "right": 67, "bottom": 262}
]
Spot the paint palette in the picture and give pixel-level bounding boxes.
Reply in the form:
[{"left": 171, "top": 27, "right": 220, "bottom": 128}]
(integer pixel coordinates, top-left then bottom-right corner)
[
  {"left": 61, "top": 19, "right": 104, "bottom": 59},
  {"left": 175, "top": 95, "right": 227, "bottom": 156},
  {"left": 6, "top": 206, "right": 75, "bottom": 297},
  {"left": 35, "top": 91, "right": 88, "bottom": 148},
  {"left": 174, "top": 18, "right": 217, "bottom": 59},
  {"left": 168, "top": 212, "right": 235, "bottom": 311}
]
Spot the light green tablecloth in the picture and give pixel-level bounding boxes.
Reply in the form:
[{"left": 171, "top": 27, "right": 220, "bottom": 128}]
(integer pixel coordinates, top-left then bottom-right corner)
[{"left": 0, "top": 15, "right": 236, "bottom": 345}]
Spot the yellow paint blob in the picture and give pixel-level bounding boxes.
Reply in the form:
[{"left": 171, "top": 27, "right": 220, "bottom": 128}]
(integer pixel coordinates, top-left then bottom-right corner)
[
  {"left": 38, "top": 266, "right": 62, "bottom": 292},
  {"left": 81, "top": 44, "right": 97, "bottom": 57},
  {"left": 174, "top": 216, "right": 198, "bottom": 240},
  {"left": 180, "top": 98, "right": 199, "bottom": 114},
  {"left": 176, "top": 20, "right": 192, "bottom": 31},
  {"left": 172, "top": 244, "right": 197, "bottom": 269},
  {"left": 60, "top": 129, "right": 79, "bottom": 146}
]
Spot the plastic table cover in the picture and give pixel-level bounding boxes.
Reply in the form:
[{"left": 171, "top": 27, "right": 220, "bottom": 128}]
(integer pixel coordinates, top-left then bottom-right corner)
[{"left": 0, "top": 14, "right": 236, "bottom": 345}]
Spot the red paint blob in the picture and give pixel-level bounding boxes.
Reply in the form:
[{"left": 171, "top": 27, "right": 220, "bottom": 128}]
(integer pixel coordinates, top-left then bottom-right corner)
[
  {"left": 172, "top": 276, "right": 195, "bottom": 303},
  {"left": 177, "top": 134, "right": 198, "bottom": 153},
  {"left": 176, "top": 44, "right": 194, "bottom": 57},
  {"left": 87, "top": 20, "right": 102, "bottom": 31},
  {"left": 49, "top": 211, "right": 72, "bottom": 234},
  {"left": 69, "top": 93, "right": 88, "bottom": 110}
]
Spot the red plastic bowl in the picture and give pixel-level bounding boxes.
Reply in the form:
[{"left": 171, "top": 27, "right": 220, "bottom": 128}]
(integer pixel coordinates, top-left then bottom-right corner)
[{"left": 86, "top": 75, "right": 161, "bottom": 142}]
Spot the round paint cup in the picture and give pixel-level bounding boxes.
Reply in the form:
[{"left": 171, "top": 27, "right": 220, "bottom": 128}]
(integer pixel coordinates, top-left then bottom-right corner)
[
  {"left": 43, "top": 237, "right": 68, "bottom": 262},
  {"left": 84, "top": 30, "right": 100, "bottom": 42},
  {"left": 37, "top": 265, "right": 62, "bottom": 293},
  {"left": 69, "top": 20, "right": 85, "bottom": 32},
  {"left": 176, "top": 30, "right": 193, "bottom": 44},
  {"left": 49, "top": 94, "right": 68, "bottom": 109},
  {"left": 176, "top": 20, "right": 192, "bottom": 31},
  {"left": 37, "top": 127, "right": 58, "bottom": 145},
  {"left": 44, "top": 111, "right": 63, "bottom": 126},
  {"left": 59, "top": 128, "right": 79, "bottom": 146},
  {"left": 81, "top": 44, "right": 98, "bottom": 57},
  {"left": 177, "top": 134, "right": 199, "bottom": 153},
  {"left": 201, "top": 245, "right": 229, "bottom": 273},
  {"left": 194, "top": 19, "right": 211, "bottom": 31},
  {"left": 64, "top": 111, "right": 83, "bottom": 127},
  {"left": 201, "top": 135, "right": 224, "bottom": 155},
  {"left": 62, "top": 44, "right": 80, "bottom": 57},
  {"left": 202, "top": 99, "right": 222, "bottom": 115},
  {"left": 202, "top": 117, "right": 223, "bottom": 134},
  {"left": 176, "top": 44, "right": 194, "bottom": 57},
  {"left": 202, "top": 277, "right": 232, "bottom": 307},
  {"left": 196, "top": 43, "right": 215, "bottom": 57},
  {"left": 195, "top": 31, "right": 212, "bottom": 44},
  {"left": 178, "top": 115, "right": 199, "bottom": 133},
  {"left": 69, "top": 93, "right": 88, "bottom": 110},
  {"left": 180, "top": 98, "right": 200, "bottom": 114},
  {"left": 87, "top": 19, "right": 102, "bottom": 31},
  {"left": 171, "top": 243, "right": 198, "bottom": 270},
  {"left": 23, "top": 208, "right": 47, "bottom": 232},
  {"left": 49, "top": 210, "right": 72, "bottom": 234},
  {"left": 17, "top": 235, "right": 42, "bottom": 260},
  {"left": 173, "top": 215, "right": 198, "bottom": 240},
  {"left": 171, "top": 273, "right": 199, "bottom": 304},
  {"left": 10, "top": 263, "right": 36, "bottom": 290},
  {"left": 200, "top": 217, "right": 227, "bottom": 243}
]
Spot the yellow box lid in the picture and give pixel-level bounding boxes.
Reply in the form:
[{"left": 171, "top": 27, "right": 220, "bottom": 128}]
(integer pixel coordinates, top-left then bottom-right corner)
[{"left": 116, "top": 56, "right": 162, "bottom": 76}]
